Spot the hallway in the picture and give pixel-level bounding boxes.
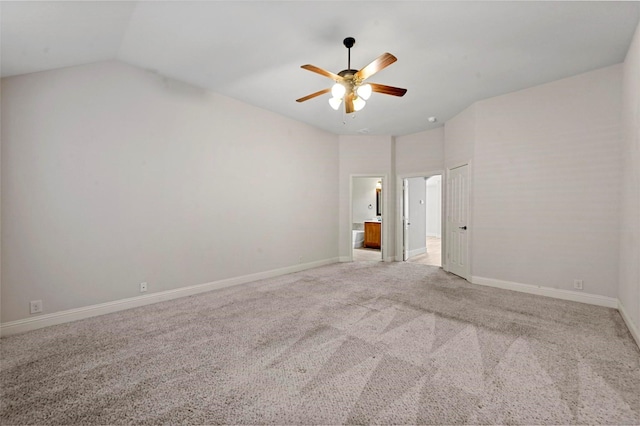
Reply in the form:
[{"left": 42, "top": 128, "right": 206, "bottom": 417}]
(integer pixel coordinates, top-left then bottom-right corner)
[{"left": 407, "top": 237, "right": 441, "bottom": 267}]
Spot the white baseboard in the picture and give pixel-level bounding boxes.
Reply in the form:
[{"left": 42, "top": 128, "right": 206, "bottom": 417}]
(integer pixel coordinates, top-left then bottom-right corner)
[
  {"left": 618, "top": 300, "right": 640, "bottom": 349},
  {"left": 0, "top": 257, "right": 340, "bottom": 337},
  {"left": 339, "top": 256, "right": 352, "bottom": 262},
  {"left": 408, "top": 247, "right": 426, "bottom": 258},
  {"left": 471, "top": 276, "right": 618, "bottom": 308}
]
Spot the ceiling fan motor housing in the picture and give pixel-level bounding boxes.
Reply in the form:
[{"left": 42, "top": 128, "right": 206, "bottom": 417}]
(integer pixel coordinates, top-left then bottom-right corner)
[{"left": 338, "top": 69, "right": 359, "bottom": 78}]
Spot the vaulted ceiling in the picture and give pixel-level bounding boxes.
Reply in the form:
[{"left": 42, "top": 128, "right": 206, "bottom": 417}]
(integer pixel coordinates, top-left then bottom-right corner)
[{"left": 2, "top": 1, "right": 639, "bottom": 136}]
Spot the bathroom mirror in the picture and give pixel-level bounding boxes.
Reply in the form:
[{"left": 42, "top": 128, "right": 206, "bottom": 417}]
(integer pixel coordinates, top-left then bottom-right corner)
[{"left": 376, "top": 188, "right": 382, "bottom": 216}]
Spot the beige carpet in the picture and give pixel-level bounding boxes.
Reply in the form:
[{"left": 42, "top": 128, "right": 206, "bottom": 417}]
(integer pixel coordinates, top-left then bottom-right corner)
[{"left": 1, "top": 262, "right": 639, "bottom": 425}]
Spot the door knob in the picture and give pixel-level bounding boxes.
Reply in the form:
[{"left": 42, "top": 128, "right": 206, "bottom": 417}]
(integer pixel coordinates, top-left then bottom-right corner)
[{"left": 459, "top": 226, "right": 467, "bottom": 230}]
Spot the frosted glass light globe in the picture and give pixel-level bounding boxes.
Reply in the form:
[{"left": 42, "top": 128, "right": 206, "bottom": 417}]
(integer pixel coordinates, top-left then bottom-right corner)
[
  {"left": 331, "top": 83, "right": 346, "bottom": 99},
  {"left": 357, "top": 84, "right": 372, "bottom": 100},
  {"left": 353, "top": 96, "right": 366, "bottom": 111},
  {"left": 328, "top": 97, "right": 342, "bottom": 110}
]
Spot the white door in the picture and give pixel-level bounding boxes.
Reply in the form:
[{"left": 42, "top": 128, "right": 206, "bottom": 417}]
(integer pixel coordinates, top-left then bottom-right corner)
[
  {"left": 402, "top": 179, "right": 409, "bottom": 261},
  {"left": 446, "top": 164, "right": 469, "bottom": 279}
]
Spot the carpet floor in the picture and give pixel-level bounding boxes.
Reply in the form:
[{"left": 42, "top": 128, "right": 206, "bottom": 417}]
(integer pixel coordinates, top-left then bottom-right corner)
[{"left": 1, "top": 262, "right": 639, "bottom": 425}]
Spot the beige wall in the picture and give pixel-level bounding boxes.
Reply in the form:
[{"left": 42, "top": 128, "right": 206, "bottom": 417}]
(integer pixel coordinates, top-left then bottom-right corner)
[
  {"left": 1, "top": 61, "right": 339, "bottom": 323},
  {"left": 338, "top": 135, "right": 395, "bottom": 261},
  {"left": 444, "top": 104, "right": 477, "bottom": 169},
  {"left": 619, "top": 20, "right": 640, "bottom": 336},
  {"left": 444, "top": 65, "right": 623, "bottom": 298},
  {"left": 395, "top": 127, "right": 444, "bottom": 175},
  {"left": 473, "top": 64, "right": 623, "bottom": 297}
]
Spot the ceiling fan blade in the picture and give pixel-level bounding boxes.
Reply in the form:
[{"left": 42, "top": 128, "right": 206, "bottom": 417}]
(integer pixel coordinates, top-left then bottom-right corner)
[
  {"left": 370, "top": 83, "right": 407, "bottom": 97},
  {"left": 301, "top": 64, "right": 344, "bottom": 82},
  {"left": 345, "top": 92, "right": 355, "bottom": 114},
  {"left": 355, "top": 53, "right": 397, "bottom": 81},
  {"left": 296, "top": 88, "right": 331, "bottom": 103}
]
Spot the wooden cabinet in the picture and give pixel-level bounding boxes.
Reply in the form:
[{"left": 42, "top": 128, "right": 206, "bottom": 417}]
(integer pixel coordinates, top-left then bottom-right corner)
[{"left": 364, "top": 221, "right": 381, "bottom": 249}]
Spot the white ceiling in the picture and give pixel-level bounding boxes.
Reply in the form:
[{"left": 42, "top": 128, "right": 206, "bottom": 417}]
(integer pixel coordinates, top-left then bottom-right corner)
[{"left": 2, "top": 1, "right": 639, "bottom": 136}]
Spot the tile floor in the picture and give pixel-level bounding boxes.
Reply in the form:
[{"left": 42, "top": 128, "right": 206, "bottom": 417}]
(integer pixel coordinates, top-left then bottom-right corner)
[
  {"left": 352, "top": 236, "right": 441, "bottom": 266},
  {"left": 407, "top": 236, "right": 441, "bottom": 266},
  {"left": 352, "top": 247, "right": 382, "bottom": 262}
]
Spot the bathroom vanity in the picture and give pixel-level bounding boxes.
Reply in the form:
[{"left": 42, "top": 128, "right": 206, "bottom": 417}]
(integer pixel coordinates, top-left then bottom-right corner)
[{"left": 364, "top": 221, "right": 381, "bottom": 249}]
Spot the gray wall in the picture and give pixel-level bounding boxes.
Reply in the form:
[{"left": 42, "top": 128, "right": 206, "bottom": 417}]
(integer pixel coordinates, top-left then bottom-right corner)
[
  {"left": 1, "top": 61, "right": 339, "bottom": 323},
  {"left": 407, "top": 177, "right": 426, "bottom": 257},
  {"left": 445, "top": 64, "right": 623, "bottom": 298},
  {"left": 352, "top": 178, "right": 379, "bottom": 225},
  {"left": 619, "top": 20, "right": 640, "bottom": 337},
  {"left": 426, "top": 175, "right": 442, "bottom": 238},
  {"left": 395, "top": 127, "right": 444, "bottom": 175}
]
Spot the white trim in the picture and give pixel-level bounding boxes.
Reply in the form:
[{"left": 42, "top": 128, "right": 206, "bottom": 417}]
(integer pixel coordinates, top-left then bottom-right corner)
[
  {"left": 618, "top": 299, "right": 640, "bottom": 349},
  {"left": 408, "top": 247, "right": 427, "bottom": 258},
  {"left": 0, "top": 257, "right": 339, "bottom": 337},
  {"left": 472, "top": 276, "right": 618, "bottom": 308},
  {"left": 339, "top": 256, "right": 352, "bottom": 262}
]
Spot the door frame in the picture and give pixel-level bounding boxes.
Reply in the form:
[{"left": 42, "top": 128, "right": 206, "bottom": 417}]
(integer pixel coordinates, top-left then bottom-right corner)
[
  {"left": 396, "top": 170, "right": 444, "bottom": 264},
  {"left": 402, "top": 178, "right": 409, "bottom": 261},
  {"left": 349, "top": 174, "right": 389, "bottom": 262},
  {"left": 443, "top": 161, "right": 472, "bottom": 280}
]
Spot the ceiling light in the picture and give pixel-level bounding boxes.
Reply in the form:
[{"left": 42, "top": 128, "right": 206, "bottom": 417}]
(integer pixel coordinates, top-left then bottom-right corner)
[
  {"left": 331, "top": 83, "right": 346, "bottom": 99},
  {"left": 357, "top": 84, "right": 372, "bottom": 100},
  {"left": 353, "top": 96, "right": 366, "bottom": 111},
  {"left": 297, "top": 37, "right": 406, "bottom": 115},
  {"left": 329, "top": 97, "right": 342, "bottom": 110}
]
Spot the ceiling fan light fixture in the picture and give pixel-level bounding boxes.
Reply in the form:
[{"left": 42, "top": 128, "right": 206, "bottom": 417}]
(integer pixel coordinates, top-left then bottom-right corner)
[
  {"left": 357, "top": 83, "right": 372, "bottom": 100},
  {"left": 353, "top": 96, "right": 366, "bottom": 111},
  {"left": 329, "top": 97, "right": 342, "bottom": 110},
  {"left": 297, "top": 37, "right": 406, "bottom": 115},
  {"left": 331, "top": 83, "right": 346, "bottom": 99}
]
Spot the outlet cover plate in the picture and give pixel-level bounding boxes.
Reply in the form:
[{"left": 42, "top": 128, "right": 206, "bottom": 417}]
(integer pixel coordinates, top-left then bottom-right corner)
[{"left": 30, "top": 300, "right": 43, "bottom": 314}]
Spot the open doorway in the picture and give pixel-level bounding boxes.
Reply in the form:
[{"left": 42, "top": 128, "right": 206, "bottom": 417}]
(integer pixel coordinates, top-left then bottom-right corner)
[
  {"left": 402, "top": 174, "right": 442, "bottom": 266},
  {"left": 352, "top": 176, "right": 382, "bottom": 262}
]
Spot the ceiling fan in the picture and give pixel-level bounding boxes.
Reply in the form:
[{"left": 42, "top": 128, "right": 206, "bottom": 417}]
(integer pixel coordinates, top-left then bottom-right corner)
[{"left": 296, "top": 37, "right": 407, "bottom": 114}]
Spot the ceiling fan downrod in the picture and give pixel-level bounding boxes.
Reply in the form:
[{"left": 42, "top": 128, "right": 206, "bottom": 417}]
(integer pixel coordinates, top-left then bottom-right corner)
[{"left": 344, "top": 37, "right": 355, "bottom": 70}]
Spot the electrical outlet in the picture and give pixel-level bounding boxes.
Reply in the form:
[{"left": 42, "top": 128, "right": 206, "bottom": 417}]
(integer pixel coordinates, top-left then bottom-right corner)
[
  {"left": 140, "top": 282, "right": 148, "bottom": 293},
  {"left": 573, "top": 279, "right": 583, "bottom": 290},
  {"left": 30, "top": 300, "right": 43, "bottom": 314}
]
